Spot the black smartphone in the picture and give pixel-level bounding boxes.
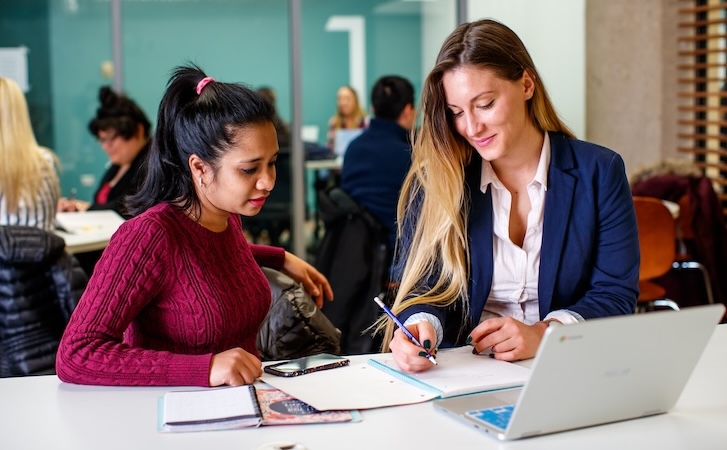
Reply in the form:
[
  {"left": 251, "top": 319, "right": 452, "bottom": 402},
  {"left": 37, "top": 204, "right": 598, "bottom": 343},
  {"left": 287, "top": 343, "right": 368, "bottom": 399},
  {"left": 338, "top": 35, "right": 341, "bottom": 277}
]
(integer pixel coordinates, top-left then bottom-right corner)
[{"left": 264, "top": 353, "right": 350, "bottom": 377}]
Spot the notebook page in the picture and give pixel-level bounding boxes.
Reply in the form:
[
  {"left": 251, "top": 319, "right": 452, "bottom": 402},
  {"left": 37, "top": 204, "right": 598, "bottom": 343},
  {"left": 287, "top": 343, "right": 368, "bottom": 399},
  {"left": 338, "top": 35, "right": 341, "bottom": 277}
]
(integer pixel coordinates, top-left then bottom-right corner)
[
  {"left": 371, "top": 346, "right": 531, "bottom": 398},
  {"left": 55, "top": 210, "right": 125, "bottom": 235},
  {"left": 163, "top": 386, "right": 260, "bottom": 425},
  {"left": 261, "top": 356, "right": 438, "bottom": 410}
]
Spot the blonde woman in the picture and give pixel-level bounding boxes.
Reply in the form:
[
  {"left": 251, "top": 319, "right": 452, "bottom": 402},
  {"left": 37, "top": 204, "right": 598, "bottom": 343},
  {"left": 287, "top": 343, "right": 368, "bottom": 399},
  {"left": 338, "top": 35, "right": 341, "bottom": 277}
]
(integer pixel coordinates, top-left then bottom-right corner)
[
  {"left": 326, "top": 85, "right": 368, "bottom": 150},
  {"left": 381, "top": 19, "right": 639, "bottom": 372},
  {"left": 0, "top": 77, "right": 60, "bottom": 231}
]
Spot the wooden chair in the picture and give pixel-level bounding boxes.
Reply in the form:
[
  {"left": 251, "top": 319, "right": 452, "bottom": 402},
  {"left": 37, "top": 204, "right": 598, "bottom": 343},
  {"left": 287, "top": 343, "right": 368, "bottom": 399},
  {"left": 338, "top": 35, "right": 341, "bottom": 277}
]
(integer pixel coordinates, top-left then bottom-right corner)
[{"left": 633, "top": 196, "right": 680, "bottom": 311}]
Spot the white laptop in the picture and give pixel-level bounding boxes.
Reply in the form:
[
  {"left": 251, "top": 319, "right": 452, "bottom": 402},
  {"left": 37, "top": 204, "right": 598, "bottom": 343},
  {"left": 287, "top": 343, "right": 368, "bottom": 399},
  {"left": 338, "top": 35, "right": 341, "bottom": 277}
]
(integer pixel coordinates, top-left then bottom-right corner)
[
  {"left": 434, "top": 304, "right": 725, "bottom": 440},
  {"left": 333, "top": 128, "right": 364, "bottom": 157}
]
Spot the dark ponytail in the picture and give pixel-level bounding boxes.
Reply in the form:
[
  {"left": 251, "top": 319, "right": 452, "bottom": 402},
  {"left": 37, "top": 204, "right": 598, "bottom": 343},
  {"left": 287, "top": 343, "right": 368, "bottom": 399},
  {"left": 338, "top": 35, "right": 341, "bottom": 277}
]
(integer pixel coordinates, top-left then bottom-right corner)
[{"left": 127, "top": 63, "right": 275, "bottom": 216}]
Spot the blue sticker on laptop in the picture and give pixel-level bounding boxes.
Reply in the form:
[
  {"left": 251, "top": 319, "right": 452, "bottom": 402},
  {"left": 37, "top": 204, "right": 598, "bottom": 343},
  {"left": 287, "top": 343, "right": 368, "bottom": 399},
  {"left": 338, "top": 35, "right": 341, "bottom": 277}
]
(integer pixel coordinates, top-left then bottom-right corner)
[{"left": 465, "top": 405, "right": 515, "bottom": 431}]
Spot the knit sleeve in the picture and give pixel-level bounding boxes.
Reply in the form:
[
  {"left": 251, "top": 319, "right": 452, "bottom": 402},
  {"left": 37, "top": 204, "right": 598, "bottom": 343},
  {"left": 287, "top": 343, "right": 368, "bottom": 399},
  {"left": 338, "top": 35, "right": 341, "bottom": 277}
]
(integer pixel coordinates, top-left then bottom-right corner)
[
  {"left": 249, "top": 243, "right": 285, "bottom": 270},
  {"left": 55, "top": 217, "right": 212, "bottom": 386}
]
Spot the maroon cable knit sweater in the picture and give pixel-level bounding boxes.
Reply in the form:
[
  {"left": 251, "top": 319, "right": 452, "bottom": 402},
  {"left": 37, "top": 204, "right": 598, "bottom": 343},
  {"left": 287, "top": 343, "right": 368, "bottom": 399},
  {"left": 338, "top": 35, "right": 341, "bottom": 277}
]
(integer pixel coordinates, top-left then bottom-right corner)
[{"left": 56, "top": 202, "right": 285, "bottom": 386}]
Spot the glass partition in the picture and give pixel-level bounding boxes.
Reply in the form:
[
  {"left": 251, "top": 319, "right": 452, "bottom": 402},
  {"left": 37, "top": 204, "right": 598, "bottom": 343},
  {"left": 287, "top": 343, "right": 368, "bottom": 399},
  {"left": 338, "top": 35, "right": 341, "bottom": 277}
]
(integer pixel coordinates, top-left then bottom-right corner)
[
  {"left": 297, "top": 0, "right": 457, "bottom": 255},
  {"left": 0, "top": 1, "right": 114, "bottom": 203},
  {"left": 121, "top": 0, "right": 292, "bottom": 247},
  {"left": 1, "top": 0, "right": 458, "bottom": 257}
]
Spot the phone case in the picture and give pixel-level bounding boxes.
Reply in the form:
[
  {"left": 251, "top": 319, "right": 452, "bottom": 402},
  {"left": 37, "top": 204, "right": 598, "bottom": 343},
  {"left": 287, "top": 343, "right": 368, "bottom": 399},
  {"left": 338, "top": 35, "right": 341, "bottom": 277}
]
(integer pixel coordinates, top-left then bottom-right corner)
[{"left": 264, "top": 355, "right": 350, "bottom": 377}]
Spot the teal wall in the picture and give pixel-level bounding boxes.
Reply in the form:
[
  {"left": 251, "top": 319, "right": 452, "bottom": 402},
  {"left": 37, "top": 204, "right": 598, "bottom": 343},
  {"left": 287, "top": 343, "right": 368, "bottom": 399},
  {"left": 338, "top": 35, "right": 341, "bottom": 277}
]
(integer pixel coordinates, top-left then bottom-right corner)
[
  {"left": 48, "top": 0, "right": 112, "bottom": 199},
  {"left": 301, "top": 0, "right": 422, "bottom": 142},
  {"left": 2, "top": 0, "right": 423, "bottom": 201},
  {"left": 0, "top": 0, "right": 53, "bottom": 148}
]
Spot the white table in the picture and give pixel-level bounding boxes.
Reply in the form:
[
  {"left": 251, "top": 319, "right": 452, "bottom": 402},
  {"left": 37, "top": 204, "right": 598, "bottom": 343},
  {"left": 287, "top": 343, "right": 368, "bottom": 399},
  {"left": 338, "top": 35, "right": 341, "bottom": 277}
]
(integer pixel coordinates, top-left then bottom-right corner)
[
  {"left": 2, "top": 325, "right": 726, "bottom": 450},
  {"left": 55, "top": 230, "right": 112, "bottom": 254},
  {"left": 304, "top": 157, "right": 342, "bottom": 171},
  {"left": 54, "top": 210, "right": 125, "bottom": 254}
]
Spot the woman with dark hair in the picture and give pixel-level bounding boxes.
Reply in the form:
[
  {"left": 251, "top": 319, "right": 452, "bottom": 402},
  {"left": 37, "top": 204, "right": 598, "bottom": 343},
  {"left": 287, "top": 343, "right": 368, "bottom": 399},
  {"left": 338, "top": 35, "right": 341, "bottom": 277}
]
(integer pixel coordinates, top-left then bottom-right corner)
[
  {"left": 58, "top": 86, "right": 151, "bottom": 217},
  {"left": 377, "top": 19, "right": 638, "bottom": 372},
  {"left": 56, "top": 64, "right": 333, "bottom": 387}
]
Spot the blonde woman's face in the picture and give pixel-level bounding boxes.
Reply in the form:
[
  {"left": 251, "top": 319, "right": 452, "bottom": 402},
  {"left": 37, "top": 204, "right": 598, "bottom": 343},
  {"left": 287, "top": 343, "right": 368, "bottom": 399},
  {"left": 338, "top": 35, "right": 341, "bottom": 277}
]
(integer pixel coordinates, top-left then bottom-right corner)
[
  {"left": 336, "top": 88, "right": 357, "bottom": 117},
  {"left": 443, "top": 65, "right": 534, "bottom": 163}
]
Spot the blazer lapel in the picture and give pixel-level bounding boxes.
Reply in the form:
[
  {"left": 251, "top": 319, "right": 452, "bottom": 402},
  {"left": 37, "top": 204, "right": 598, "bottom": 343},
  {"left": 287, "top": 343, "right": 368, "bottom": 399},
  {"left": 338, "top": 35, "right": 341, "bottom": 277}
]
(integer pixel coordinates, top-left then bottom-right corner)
[
  {"left": 467, "top": 159, "right": 493, "bottom": 328},
  {"left": 539, "top": 134, "right": 576, "bottom": 317}
]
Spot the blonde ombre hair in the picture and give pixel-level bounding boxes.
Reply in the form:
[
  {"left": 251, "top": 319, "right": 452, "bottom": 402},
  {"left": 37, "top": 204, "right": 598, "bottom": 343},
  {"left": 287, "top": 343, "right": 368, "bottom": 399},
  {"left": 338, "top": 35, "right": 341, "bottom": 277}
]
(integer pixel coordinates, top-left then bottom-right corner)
[
  {"left": 0, "top": 77, "right": 59, "bottom": 213},
  {"left": 378, "top": 19, "right": 574, "bottom": 350}
]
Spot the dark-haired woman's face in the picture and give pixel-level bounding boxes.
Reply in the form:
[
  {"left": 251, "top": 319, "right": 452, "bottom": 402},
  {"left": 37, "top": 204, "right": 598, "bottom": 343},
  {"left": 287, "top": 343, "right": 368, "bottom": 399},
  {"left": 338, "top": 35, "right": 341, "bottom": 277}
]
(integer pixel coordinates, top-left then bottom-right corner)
[
  {"left": 199, "top": 122, "right": 279, "bottom": 217},
  {"left": 97, "top": 126, "right": 145, "bottom": 167}
]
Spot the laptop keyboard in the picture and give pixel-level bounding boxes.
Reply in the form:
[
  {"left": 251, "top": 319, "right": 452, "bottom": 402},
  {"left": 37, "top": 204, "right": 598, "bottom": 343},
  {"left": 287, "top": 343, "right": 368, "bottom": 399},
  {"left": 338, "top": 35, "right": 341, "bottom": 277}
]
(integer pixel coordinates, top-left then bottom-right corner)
[{"left": 466, "top": 405, "right": 515, "bottom": 431}]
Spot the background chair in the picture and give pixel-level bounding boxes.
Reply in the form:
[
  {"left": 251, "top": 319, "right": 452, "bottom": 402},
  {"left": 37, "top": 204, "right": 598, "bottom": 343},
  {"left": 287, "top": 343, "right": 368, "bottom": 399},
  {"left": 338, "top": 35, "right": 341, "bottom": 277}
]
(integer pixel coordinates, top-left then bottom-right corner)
[
  {"left": 633, "top": 196, "right": 680, "bottom": 312},
  {"left": 315, "top": 186, "right": 389, "bottom": 355},
  {"left": 672, "top": 193, "right": 715, "bottom": 305},
  {"left": 632, "top": 173, "right": 727, "bottom": 308}
]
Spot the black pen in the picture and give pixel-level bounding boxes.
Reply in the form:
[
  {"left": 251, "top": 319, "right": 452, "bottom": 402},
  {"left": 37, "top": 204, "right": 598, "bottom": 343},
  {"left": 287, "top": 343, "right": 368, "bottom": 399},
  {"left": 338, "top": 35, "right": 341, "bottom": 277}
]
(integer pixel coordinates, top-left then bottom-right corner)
[{"left": 373, "top": 294, "right": 437, "bottom": 365}]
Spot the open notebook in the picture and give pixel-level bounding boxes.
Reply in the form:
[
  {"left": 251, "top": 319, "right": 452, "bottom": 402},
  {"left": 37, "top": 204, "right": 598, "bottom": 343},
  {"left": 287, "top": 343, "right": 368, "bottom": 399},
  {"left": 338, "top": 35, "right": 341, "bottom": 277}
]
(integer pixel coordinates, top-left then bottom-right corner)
[
  {"left": 159, "top": 385, "right": 262, "bottom": 432},
  {"left": 158, "top": 386, "right": 360, "bottom": 432},
  {"left": 55, "top": 210, "right": 125, "bottom": 235},
  {"left": 368, "top": 346, "right": 530, "bottom": 398},
  {"left": 261, "top": 347, "right": 530, "bottom": 411}
]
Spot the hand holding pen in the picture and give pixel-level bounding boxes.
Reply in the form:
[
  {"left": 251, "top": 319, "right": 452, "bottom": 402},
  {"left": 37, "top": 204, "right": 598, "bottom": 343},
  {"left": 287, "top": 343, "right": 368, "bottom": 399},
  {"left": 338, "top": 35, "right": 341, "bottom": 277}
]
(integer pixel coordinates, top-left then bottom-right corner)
[{"left": 373, "top": 294, "right": 437, "bottom": 367}]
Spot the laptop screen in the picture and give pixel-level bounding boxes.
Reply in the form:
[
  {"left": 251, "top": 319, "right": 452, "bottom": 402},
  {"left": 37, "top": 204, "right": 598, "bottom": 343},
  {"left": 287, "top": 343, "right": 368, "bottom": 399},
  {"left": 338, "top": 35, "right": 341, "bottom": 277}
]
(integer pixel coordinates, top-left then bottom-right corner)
[{"left": 333, "top": 128, "right": 364, "bottom": 156}]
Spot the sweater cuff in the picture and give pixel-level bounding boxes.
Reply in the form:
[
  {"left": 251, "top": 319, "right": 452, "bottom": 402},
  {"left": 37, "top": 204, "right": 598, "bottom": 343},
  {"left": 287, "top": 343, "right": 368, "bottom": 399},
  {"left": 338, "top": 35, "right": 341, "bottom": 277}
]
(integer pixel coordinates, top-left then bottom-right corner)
[
  {"left": 250, "top": 244, "right": 286, "bottom": 270},
  {"left": 164, "top": 353, "right": 214, "bottom": 387}
]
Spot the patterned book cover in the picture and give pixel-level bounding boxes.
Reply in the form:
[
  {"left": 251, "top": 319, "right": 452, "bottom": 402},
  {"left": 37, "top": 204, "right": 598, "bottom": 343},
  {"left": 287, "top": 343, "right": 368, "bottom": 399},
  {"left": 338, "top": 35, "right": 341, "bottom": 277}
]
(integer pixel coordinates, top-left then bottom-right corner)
[{"left": 256, "top": 388, "right": 360, "bottom": 425}]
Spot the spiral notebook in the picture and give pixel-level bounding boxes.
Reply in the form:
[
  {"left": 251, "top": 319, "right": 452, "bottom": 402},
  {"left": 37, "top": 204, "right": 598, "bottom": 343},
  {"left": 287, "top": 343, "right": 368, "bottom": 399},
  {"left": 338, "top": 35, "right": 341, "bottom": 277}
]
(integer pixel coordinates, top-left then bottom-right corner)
[
  {"left": 368, "top": 346, "right": 531, "bottom": 398},
  {"left": 159, "top": 385, "right": 262, "bottom": 432}
]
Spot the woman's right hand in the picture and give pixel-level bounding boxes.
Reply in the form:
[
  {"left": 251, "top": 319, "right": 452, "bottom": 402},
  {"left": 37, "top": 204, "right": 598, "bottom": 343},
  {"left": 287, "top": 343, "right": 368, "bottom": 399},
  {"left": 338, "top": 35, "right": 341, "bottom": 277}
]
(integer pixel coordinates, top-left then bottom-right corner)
[
  {"left": 389, "top": 321, "right": 437, "bottom": 373},
  {"left": 57, "top": 198, "right": 90, "bottom": 212},
  {"left": 209, "top": 348, "right": 263, "bottom": 386}
]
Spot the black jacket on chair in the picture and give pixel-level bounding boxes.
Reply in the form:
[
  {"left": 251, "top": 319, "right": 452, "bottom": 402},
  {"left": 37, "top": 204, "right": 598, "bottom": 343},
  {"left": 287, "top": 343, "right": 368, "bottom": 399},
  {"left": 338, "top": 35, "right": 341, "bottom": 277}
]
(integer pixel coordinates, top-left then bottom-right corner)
[
  {"left": 256, "top": 268, "right": 341, "bottom": 360},
  {"left": 315, "top": 187, "right": 389, "bottom": 355},
  {"left": 0, "top": 226, "right": 87, "bottom": 377}
]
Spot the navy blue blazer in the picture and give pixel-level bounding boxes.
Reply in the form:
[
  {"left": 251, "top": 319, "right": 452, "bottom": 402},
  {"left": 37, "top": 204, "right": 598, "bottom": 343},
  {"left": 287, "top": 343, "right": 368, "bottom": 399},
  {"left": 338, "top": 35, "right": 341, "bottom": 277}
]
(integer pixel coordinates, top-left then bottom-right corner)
[{"left": 396, "top": 133, "right": 639, "bottom": 347}]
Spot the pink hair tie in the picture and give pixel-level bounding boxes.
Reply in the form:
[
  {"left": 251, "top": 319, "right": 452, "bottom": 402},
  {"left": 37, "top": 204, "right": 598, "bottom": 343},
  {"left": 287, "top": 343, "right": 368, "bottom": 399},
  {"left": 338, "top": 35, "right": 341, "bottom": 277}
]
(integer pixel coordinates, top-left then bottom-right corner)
[{"left": 195, "top": 76, "right": 215, "bottom": 95}]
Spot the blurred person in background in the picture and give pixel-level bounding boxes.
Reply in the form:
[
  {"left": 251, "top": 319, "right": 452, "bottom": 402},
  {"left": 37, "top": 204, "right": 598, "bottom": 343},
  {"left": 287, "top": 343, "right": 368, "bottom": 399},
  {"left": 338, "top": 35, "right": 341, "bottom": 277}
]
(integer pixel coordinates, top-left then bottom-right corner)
[
  {"left": 326, "top": 85, "right": 368, "bottom": 150},
  {"left": 58, "top": 86, "right": 151, "bottom": 218},
  {"left": 257, "top": 86, "right": 291, "bottom": 149},
  {"left": 0, "top": 76, "right": 87, "bottom": 378},
  {"left": 341, "top": 74, "right": 416, "bottom": 253},
  {"left": 0, "top": 76, "right": 60, "bottom": 231}
]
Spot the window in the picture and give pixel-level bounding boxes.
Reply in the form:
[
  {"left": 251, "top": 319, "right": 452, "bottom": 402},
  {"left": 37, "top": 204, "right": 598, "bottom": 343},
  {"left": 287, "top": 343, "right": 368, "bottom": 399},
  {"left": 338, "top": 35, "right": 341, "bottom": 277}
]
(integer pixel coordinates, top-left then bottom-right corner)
[{"left": 677, "top": 0, "right": 727, "bottom": 216}]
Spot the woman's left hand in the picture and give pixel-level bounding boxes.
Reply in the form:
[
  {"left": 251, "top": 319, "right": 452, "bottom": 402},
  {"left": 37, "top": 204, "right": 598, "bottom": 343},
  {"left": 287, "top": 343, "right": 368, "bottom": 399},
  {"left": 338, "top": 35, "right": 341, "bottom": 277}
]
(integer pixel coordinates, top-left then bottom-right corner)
[
  {"left": 281, "top": 251, "right": 334, "bottom": 308},
  {"left": 468, "top": 317, "right": 552, "bottom": 361}
]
